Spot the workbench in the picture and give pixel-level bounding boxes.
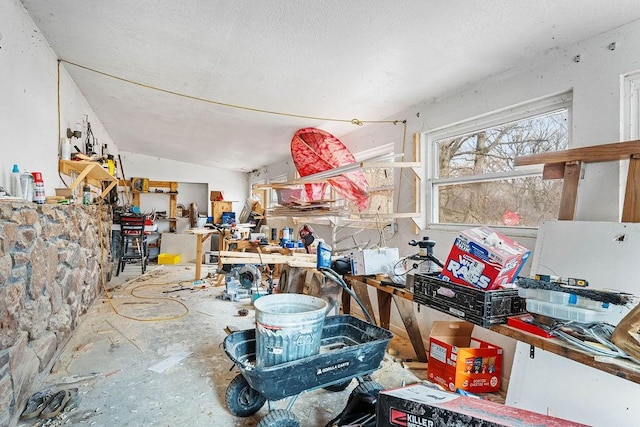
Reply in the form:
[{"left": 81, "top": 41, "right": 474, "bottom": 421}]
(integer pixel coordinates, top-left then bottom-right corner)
[
  {"left": 344, "top": 274, "right": 640, "bottom": 385},
  {"left": 185, "top": 228, "right": 217, "bottom": 280},
  {"left": 343, "top": 275, "right": 427, "bottom": 362}
]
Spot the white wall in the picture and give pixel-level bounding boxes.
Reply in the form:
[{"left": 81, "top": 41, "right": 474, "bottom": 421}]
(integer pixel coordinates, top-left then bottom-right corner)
[
  {"left": 0, "top": 0, "right": 118, "bottom": 195},
  {"left": 117, "top": 151, "right": 249, "bottom": 217},
  {"left": 1, "top": 0, "right": 250, "bottom": 210}
]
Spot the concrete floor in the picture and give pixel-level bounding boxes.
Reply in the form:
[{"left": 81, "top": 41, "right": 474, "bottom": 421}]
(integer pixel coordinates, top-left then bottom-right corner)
[{"left": 20, "top": 264, "right": 421, "bottom": 427}]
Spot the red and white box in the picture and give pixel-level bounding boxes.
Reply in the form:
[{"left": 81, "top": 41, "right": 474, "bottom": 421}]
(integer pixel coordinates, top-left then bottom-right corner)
[
  {"left": 377, "top": 383, "right": 589, "bottom": 427},
  {"left": 440, "top": 227, "right": 530, "bottom": 290},
  {"left": 427, "top": 321, "right": 502, "bottom": 393}
]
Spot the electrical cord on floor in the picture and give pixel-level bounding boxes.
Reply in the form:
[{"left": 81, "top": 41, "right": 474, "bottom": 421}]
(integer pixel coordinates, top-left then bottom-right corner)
[{"left": 97, "top": 197, "right": 189, "bottom": 322}]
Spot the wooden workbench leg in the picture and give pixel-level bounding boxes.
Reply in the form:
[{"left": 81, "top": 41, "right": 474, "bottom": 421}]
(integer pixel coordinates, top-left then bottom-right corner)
[
  {"left": 377, "top": 289, "right": 392, "bottom": 330},
  {"left": 350, "top": 280, "right": 378, "bottom": 326},
  {"left": 195, "top": 236, "right": 203, "bottom": 280},
  {"left": 392, "top": 296, "right": 427, "bottom": 362}
]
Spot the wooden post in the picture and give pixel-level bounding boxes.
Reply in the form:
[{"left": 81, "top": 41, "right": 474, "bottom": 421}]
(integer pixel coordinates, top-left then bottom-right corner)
[
  {"left": 558, "top": 161, "right": 582, "bottom": 220},
  {"left": 622, "top": 154, "right": 640, "bottom": 222}
]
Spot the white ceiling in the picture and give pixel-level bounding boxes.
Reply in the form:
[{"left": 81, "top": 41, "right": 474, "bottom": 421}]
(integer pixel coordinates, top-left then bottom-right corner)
[{"left": 21, "top": 0, "right": 640, "bottom": 172}]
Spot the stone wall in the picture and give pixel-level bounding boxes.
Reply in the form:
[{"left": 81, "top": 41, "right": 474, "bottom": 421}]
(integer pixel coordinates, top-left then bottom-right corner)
[{"left": 0, "top": 201, "right": 111, "bottom": 426}]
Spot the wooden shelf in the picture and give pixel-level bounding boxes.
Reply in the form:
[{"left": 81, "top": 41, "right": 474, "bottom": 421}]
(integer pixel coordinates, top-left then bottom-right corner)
[
  {"left": 346, "top": 275, "right": 640, "bottom": 386},
  {"left": 58, "top": 160, "right": 118, "bottom": 199},
  {"left": 489, "top": 324, "right": 640, "bottom": 384},
  {"left": 119, "top": 180, "right": 178, "bottom": 232}
]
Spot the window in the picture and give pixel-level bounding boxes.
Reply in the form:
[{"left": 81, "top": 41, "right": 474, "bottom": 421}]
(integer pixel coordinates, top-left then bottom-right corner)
[
  {"left": 425, "top": 92, "right": 572, "bottom": 228},
  {"left": 328, "top": 144, "right": 396, "bottom": 225},
  {"left": 266, "top": 174, "right": 287, "bottom": 208}
]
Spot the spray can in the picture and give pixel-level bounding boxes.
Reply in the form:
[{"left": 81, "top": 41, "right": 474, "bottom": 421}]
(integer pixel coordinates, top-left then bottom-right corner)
[
  {"left": 10, "top": 164, "right": 22, "bottom": 198},
  {"left": 31, "top": 172, "right": 46, "bottom": 204},
  {"left": 83, "top": 185, "right": 91, "bottom": 205}
]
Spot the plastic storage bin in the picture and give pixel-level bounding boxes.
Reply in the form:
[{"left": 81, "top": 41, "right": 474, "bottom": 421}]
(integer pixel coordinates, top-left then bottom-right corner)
[
  {"left": 158, "top": 253, "right": 181, "bottom": 264},
  {"left": 518, "top": 288, "right": 611, "bottom": 311},
  {"left": 525, "top": 299, "right": 606, "bottom": 323},
  {"left": 414, "top": 274, "right": 525, "bottom": 327}
]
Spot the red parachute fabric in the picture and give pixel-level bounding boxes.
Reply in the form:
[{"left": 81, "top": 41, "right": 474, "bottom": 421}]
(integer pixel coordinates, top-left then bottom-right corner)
[{"left": 291, "top": 128, "right": 369, "bottom": 210}]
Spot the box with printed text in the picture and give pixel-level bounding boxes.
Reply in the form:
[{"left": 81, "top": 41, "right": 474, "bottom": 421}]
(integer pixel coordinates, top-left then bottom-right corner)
[
  {"left": 427, "top": 321, "right": 502, "bottom": 393},
  {"left": 439, "top": 227, "right": 530, "bottom": 290},
  {"left": 377, "top": 383, "right": 589, "bottom": 427}
]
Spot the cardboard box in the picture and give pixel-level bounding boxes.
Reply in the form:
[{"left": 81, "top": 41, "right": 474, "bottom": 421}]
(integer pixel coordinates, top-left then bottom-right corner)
[
  {"left": 349, "top": 247, "right": 400, "bottom": 276},
  {"left": 427, "top": 321, "right": 502, "bottom": 393},
  {"left": 210, "top": 190, "right": 224, "bottom": 201},
  {"left": 211, "top": 201, "right": 233, "bottom": 224},
  {"left": 440, "top": 227, "right": 530, "bottom": 290},
  {"left": 377, "top": 383, "right": 589, "bottom": 427}
]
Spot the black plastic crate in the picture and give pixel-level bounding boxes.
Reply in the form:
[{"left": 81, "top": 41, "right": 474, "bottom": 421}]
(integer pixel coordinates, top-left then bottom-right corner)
[{"left": 413, "top": 273, "right": 525, "bottom": 327}]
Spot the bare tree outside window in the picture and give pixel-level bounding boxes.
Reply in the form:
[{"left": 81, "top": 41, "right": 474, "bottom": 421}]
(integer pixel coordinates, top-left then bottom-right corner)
[{"left": 434, "top": 109, "right": 568, "bottom": 227}]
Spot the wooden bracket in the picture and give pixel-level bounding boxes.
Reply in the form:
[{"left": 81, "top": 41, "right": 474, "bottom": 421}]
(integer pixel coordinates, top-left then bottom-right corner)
[
  {"left": 515, "top": 141, "right": 640, "bottom": 222},
  {"left": 622, "top": 154, "right": 640, "bottom": 222}
]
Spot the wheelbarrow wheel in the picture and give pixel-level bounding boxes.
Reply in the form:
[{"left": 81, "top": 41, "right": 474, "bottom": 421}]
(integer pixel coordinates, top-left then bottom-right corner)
[
  {"left": 225, "top": 374, "right": 266, "bottom": 417},
  {"left": 257, "top": 409, "right": 299, "bottom": 427},
  {"left": 352, "top": 380, "right": 383, "bottom": 397},
  {"left": 323, "top": 379, "right": 352, "bottom": 392}
]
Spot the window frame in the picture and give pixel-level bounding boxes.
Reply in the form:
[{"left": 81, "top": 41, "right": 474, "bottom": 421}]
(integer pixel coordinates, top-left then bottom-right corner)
[
  {"left": 423, "top": 91, "right": 573, "bottom": 233},
  {"left": 337, "top": 143, "right": 397, "bottom": 226}
]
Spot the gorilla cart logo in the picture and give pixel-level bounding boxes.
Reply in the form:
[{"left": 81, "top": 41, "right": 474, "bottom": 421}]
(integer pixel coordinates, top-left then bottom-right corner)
[{"left": 390, "top": 408, "right": 434, "bottom": 427}]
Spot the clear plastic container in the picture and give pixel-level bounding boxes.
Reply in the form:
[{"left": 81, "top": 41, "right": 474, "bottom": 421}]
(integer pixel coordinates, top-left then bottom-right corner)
[
  {"left": 518, "top": 287, "right": 611, "bottom": 312},
  {"left": 574, "top": 295, "right": 610, "bottom": 311},
  {"left": 526, "top": 299, "right": 606, "bottom": 323},
  {"left": 518, "top": 288, "right": 571, "bottom": 304}
]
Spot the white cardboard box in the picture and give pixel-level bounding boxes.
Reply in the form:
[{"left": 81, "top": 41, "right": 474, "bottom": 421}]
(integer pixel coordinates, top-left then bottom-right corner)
[{"left": 349, "top": 247, "right": 400, "bottom": 276}]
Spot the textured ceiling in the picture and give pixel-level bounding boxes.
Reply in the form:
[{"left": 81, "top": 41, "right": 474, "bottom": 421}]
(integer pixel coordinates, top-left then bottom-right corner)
[{"left": 21, "top": 0, "right": 640, "bottom": 172}]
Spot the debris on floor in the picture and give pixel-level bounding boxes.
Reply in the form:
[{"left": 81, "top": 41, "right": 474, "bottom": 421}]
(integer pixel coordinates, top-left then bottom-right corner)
[{"left": 31, "top": 265, "right": 421, "bottom": 426}]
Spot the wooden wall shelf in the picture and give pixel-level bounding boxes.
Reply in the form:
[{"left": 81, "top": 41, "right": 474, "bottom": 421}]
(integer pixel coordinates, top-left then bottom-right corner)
[
  {"left": 345, "top": 275, "right": 640, "bottom": 386},
  {"left": 119, "top": 180, "right": 178, "bottom": 232},
  {"left": 59, "top": 159, "right": 118, "bottom": 199}
]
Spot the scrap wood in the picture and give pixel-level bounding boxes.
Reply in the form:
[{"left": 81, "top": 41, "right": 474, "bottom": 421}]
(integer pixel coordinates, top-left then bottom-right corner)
[
  {"left": 220, "top": 257, "right": 316, "bottom": 268},
  {"left": 224, "top": 325, "right": 239, "bottom": 335},
  {"left": 218, "top": 250, "right": 319, "bottom": 267},
  {"left": 402, "top": 361, "right": 429, "bottom": 370},
  {"left": 218, "top": 250, "right": 316, "bottom": 260}
]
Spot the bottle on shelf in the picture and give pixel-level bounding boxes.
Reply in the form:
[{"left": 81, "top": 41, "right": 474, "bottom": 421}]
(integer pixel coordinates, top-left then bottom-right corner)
[
  {"left": 10, "top": 164, "right": 22, "bottom": 198},
  {"left": 20, "top": 170, "right": 34, "bottom": 202},
  {"left": 60, "top": 137, "right": 71, "bottom": 160}
]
